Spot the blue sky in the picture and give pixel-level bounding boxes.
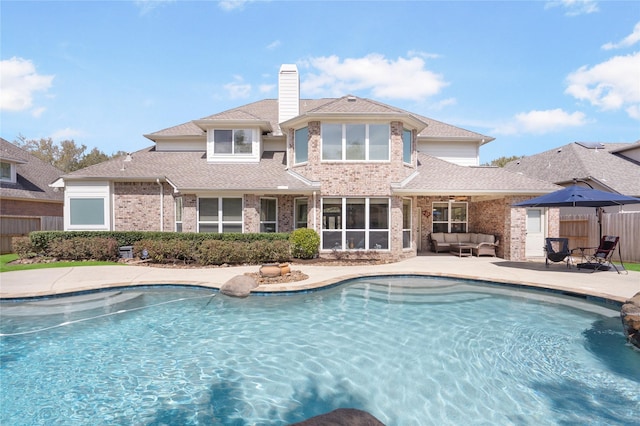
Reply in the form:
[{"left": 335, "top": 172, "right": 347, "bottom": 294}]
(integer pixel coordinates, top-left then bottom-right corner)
[{"left": 1, "top": 0, "right": 639, "bottom": 164}]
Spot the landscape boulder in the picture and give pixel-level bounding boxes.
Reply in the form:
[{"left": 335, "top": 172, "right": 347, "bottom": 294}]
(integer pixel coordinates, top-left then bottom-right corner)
[
  {"left": 621, "top": 291, "right": 640, "bottom": 350},
  {"left": 220, "top": 275, "right": 258, "bottom": 298}
]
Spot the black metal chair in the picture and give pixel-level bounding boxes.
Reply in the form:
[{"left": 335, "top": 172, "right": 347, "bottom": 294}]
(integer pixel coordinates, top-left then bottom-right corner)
[
  {"left": 544, "top": 238, "right": 572, "bottom": 268},
  {"left": 577, "top": 235, "right": 621, "bottom": 273}
]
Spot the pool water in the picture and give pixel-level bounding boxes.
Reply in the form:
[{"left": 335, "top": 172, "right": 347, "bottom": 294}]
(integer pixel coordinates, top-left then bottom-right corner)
[{"left": 1, "top": 277, "right": 639, "bottom": 425}]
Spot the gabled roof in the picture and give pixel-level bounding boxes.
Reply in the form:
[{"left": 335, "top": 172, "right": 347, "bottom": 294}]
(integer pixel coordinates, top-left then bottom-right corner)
[
  {"left": 396, "top": 153, "right": 559, "bottom": 194},
  {"left": 61, "top": 148, "right": 317, "bottom": 193},
  {"left": 145, "top": 95, "right": 492, "bottom": 142},
  {"left": 503, "top": 142, "right": 640, "bottom": 196},
  {"left": 0, "top": 138, "right": 64, "bottom": 203}
]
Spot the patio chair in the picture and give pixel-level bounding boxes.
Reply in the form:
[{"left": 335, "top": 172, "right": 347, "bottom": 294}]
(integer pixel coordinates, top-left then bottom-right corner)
[
  {"left": 544, "top": 238, "right": 572, "bottom": 268},
  {"left": 576, "top": 235, "right": 621, "bottom": 274}
]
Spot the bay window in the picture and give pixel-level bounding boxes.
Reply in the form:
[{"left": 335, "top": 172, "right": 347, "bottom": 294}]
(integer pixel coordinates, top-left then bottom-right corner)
[
  {"left": 321, "top": 123, "right": 389, "bottom": 161},
  {"left": 322, "top": 198, "right": 389, "bottom": 250},
  {"left": 198, "top": 197, "right": 243, "bottom": 233},
  {"left": 402, "top": 129, "right": 412, "bottom": 164},
  {"left": 294, "top": 127, "right": 308, "bottom": 164},
  {"left": 432, "top": 201, "right": 467, "bottom": 233}
]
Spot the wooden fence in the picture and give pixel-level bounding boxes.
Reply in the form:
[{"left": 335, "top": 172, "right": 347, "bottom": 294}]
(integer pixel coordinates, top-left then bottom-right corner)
[
  {"left": 0, "top": 215, "right": 64, "bottom": 254},
  {"left": 560, "top": 211, "right": 640, "bottom": 263}
]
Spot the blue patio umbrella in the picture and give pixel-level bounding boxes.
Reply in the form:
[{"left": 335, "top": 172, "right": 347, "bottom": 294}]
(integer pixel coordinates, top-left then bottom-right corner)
[{"left": 513, "top": 184, "right": 640, "bottom": 239}]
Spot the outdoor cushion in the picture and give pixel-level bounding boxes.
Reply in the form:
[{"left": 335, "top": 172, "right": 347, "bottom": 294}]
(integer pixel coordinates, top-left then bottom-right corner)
[
  {"left": 469, "top": 233, "right": 479, "bottom": 244},
  {"left": 444, "top": 233, "right": 458, "bottom": 243},
  {"left": 431, "top": 232, "right": 444, "bottom": 243}
]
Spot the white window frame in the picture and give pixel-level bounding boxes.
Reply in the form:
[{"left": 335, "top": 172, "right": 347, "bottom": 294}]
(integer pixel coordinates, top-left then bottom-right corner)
[
  {"left": 294, "top": 197, "right": 308, "bottom": 229},
  {"left": 403, "top": 198, "right": 412, "bottom": 249},
  {"left": 175, "top": 197, "right": 183, "bottom": 232},
  {"left": 432, "top": 200, "right": 468, "bottom": 233},
  {"left": 0, "top": 161, "right": 16, "bottom": 183},
  {"left": 294, "top": 127, "right": 309, "bottom": 164},
  {"left": 321, "top": 197, "right": 390, "bottom": 251},
  {"left": 206, "top": 128, "right": 259, "bottom": 163},
  {"left": 321, "top": 123, "right": 390, "bottom": 162},
  {"left": 260, "top": 197, "right": 278, "bottom": 233},
  {"left": 402, "top": 129, "right": 412, "bottom": 164},
  {"left": 197, "top": 197, "right": 244, "bottom": 233}
]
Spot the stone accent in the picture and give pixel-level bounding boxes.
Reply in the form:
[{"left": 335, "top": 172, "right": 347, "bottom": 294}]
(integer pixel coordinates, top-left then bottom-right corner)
[
  {"left": 220, "top": 275, "right": 258, "bottom": 298},
  {"left": 621, "top": 291, "right": 640, "bottom": 349}
]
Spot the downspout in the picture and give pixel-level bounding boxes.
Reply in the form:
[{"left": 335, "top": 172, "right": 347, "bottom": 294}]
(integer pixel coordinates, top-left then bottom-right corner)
[{"left": 156, "top": 179, "right": 164, "bottom": 232}]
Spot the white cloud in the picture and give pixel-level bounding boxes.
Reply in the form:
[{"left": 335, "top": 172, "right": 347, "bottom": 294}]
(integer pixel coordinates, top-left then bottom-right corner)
[
  {"left": 565, "top": 52, "right": 640, "bottom": 118},
  {"left": 545, "top": 0, "right": 599, "bottom": 16},
  {"left": 493, "top": 109, "right": 587, "bottom": 135},
  {"left": 266, "top": 40, "right": 281, "bottom": 50},
  {"left": 299, "top": 53, "right": 448, "bottom": 101},
  {"left": 218, "top": 0, "right": 253, "bottom": 11},
  {"left": 224, "top": 75, "right": 252, "bottom": 99},
  {"left": 51, "top": 127, "right": 85, "bottom": 141},
  {"left": 602, "top": 22, "right": 640, "bottom": 50},
  {"left": 0, "top": 57, "right": 54, "bottom": 112},
  {"left": 134, "top": 0, "right": 175, "bottom": 15}
]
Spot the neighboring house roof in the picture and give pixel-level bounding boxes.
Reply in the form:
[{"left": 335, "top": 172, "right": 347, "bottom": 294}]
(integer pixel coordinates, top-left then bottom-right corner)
[
  {"left": 503, "top": 142, "right": 640, "bottom": 196},
  {"left": 61, "top": 148, "right": 317, "bottom": 192},
  {"left": 0, "top": 138, "right": 64, "bottom": 202},
  {"left": 145, "top": 95, "right": 493, "bottom": 143},
  {"left": 397, "top": 153, "right": 559, "bottom": 194}
]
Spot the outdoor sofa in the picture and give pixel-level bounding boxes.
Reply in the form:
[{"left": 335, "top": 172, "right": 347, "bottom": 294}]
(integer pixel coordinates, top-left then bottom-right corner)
[{"left": 430, "top": 232, "right": 499, "bottom": 257}]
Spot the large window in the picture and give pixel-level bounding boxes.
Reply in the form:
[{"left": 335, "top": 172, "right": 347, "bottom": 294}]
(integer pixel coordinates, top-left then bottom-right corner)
[
  {"left": 260, "top": 198, "right": 277, "bottom": 232},
  {"left": 321, "top": 123, "right": 389, "bottom": 161},
  {"left": 198, "top": 197, "right": 243, "bottom": 233},
  {"left": 432, "top": 201, "right": 467, "bottom": 233},
  {"left": 322, "top": 198, "right": 389, "bottom": 250},
  {"left": 213, "top": 129, "right": 253, "bottom": 155},
  {"left": 294, "top": 198, "right": 308, "bottom": 229},
  {"left": 403, "top": 198, "right": 412, "bottom": 249},
  {"left": 69, "top": 198, "right": 105, "bottom": 226},
  {"left": 294, "top": 127, "right": 308, "bottom": 164}
]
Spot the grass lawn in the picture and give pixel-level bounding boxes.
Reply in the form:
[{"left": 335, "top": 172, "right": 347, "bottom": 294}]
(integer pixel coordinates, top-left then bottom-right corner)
[{"left": 0, "top": 253, "right": 121, "bottom": 273}]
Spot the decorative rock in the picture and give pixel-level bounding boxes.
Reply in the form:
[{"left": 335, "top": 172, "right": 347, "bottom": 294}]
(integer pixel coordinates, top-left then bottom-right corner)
[
  {"left": 220, "top": 275, "right": 258, "bottom": 298},
  {"left": 620, "top": 291, "right": 640, "bottom": 350},
  {"left": 292, "top": 408, "right": 385, "bottom": 426}
]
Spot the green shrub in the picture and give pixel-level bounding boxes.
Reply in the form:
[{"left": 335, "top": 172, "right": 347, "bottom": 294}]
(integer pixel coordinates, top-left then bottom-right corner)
[
  {"left": 289, "top": 228, "right": 320, "bottom": 259},
  {"left": 12, "top": 237, "right": 38, "bottom": 258},
  {"left": 195, "top": 240, "right": 246, "bottom": 265},
  {"left": 48, "top": 237, "right": 119, "bottom": 261}
]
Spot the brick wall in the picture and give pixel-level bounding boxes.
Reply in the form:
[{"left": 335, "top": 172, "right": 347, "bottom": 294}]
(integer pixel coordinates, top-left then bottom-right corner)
[
  {"left": 0, "top": 199, "right": 62, "bottom": 217},
  {"left": 113, "top": 182, "right": 173, "bottom": 231}
]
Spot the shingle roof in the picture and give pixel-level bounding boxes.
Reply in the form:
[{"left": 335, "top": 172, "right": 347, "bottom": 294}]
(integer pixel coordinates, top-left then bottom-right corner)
[
  {"left": 503, "top": 142, "right": 640, "bottom": 196},
  {"left": 63, "top": 148, "right": 316, "bottom": 192},
  {"left": 397, "top": 153, "right": 559, "bottom": 194},
  {"left": 0, "top": 138, "right": 64, "bottom": 202},
  {"left": 146, "top": 95, "right": 492, "bottom": 141}
]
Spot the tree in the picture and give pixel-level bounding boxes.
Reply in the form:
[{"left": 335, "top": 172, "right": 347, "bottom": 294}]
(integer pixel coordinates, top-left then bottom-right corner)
[
  {"left": 482, "top": 155, "right": 522, "bottom": 167},
  {"left": 14, "top": 135, "right": 120, "bottom": 172}
]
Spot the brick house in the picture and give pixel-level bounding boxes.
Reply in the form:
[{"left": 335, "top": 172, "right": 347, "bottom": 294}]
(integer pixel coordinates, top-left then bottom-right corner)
[
  {"left": 53, "top": 65, "right": 558, "bottom": 261},
  {"left": 0, "top": 138, "right": 64, "bottom": 253}
]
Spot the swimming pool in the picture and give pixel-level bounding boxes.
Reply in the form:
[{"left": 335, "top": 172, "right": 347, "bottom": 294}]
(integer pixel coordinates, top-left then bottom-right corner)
[{"left": 1, "top": 276, "right": 639, "bottom": 425}]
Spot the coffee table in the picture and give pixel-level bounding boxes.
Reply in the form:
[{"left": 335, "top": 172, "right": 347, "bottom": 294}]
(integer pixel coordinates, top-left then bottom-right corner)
[{"left": 450, "top": 244, "right": 473, "bottom": 257}]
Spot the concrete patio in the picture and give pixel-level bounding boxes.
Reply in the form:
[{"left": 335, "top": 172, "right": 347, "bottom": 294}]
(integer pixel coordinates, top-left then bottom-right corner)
[{"left": 1, "top": 255, "right": 638, "bottom": 303}]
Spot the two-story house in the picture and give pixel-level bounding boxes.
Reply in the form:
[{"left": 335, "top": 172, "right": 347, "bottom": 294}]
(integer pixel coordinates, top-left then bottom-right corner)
[{"left": 53, "top": 65, "right": 558, "bottom": 261}]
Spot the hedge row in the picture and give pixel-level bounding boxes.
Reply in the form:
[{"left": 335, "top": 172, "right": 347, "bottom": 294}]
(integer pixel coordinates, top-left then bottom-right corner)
[{"left": 16, "top": 229, "right": 320, "bottom": 265}]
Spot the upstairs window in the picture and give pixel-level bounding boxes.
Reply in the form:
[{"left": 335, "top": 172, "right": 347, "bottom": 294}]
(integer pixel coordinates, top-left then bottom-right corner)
[
  {"left": 321, "top": 123, "right": 389, "bottom": 161},
  {"left": 0, "top": 161, "right": 13, "bottom": 182},
  {"left": 294, "top": 127, "right": 308, "bottom": 164},
  {"left": 402, "top": 129, "right": 412, "bottom": 164},
  {"left": 212, "top": 129, "right": 253, "bottom": 155}
]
